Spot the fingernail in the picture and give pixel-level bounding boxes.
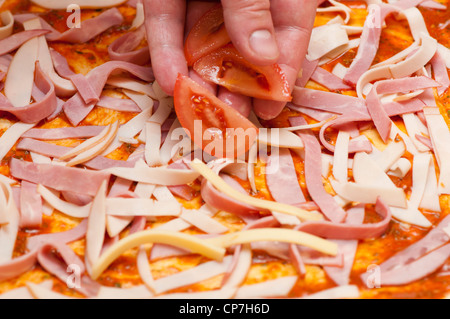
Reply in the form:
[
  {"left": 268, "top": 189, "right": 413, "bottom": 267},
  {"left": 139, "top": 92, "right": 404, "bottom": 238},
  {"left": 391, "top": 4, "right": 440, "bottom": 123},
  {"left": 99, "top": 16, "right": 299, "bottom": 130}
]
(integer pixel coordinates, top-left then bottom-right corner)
[{"left": 249, "top": 30, "right": 279, "bottom": 60}]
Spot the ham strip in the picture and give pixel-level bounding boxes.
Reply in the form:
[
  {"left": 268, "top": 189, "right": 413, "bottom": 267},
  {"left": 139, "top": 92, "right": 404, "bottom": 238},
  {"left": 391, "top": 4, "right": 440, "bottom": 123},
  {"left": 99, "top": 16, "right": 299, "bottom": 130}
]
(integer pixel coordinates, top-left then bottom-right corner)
[
  {"left": 361, "top": 214, "right": 450, "bottom": 285},
  {"left": 266, "top": 147, "right": 306, "bottom": 205},
  {"left": 290, "top": 117, "right": 347, "bottom": 223},
  {"left": 63, "top": 61, "right": 154, "bottom": 126},
  {"left": 310, "top": 67, "right": 352, "bottom": 91},
  {"left": 96, "top": 95, "right": 141, "bottom": 112},
  {"left": 0, "top": 251, "right": 38, "bottom": 281},
  {"left": 294, "top": 198, "right": 391, "bottom": 240},
  {"left": 50, "top": 49, "right": 98, "bottom": 104},
  {"left": 108, "top": 26, "right": 150, "bottom": 65},
  {"left": 0, "top": 29, "right": 49, "bottom": 56},
  {"left": 22, "top": 125, "right": 106, "bottom": 140},
  {"left": 343, "top": 4, "right": 396, "bottom": 86},
  {"left": 37, "top": 242, "right": 100, "bottom": 297},
  {"left": 9, "top": 158, "right": 111, "bottom": 196},
  {"left": 0, "top": 62, "right": 57, "bottom": 123},
  {"left": 19, "top": 181, "right": 42, "bottom": 228},
  {"left": 17, "top": 8, "right": 124, "bottom": 43}
]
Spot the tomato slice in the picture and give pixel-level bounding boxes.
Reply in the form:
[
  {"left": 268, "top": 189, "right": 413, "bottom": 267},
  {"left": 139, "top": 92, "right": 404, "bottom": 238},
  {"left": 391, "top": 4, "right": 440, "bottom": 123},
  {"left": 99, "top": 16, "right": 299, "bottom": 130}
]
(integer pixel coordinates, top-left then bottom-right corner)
[
  {"left": 184, "top": 4, "right": 231, "bottom": 66},
  {"left": 192, "top": 45, "right": 292, "bottom": 102},
  {"left": 174, "top": 74, "right": 258, "bottom": 159}
]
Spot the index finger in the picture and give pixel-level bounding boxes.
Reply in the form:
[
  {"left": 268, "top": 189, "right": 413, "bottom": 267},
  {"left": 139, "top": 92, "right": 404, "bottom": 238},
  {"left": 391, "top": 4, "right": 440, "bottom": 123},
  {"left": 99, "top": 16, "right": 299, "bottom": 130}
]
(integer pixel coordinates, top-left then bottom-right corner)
[
  {"left": 143, "top": 0, "right": 188, "bottom": 95},
  {"left": 253, "top": 0, "right": 317, "bottom": 120}
]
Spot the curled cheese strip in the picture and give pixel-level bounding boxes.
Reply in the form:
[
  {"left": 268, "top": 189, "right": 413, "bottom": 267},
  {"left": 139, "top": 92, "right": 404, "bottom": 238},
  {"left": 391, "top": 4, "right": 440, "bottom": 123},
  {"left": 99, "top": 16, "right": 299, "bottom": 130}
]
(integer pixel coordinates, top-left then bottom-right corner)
[
  {"left": 356, "top": 34, "right": 437, "bottom": 98},
  {"left": 60, "top": 122, "right": 116, "bottom": 160},
  {"left": 30, "top": 0, "right": 127, "bottom": 9},
  {"left": 189, "top": 159, "right": 323, "bottom": 221},
  {"left": 0, "top": 11, "right": 14, "bottom": 40},
  {"left": 207, "top": 228, "right": 338, "bottom": 256},
  {"left": 90, "top": 230, "right": 226, "bottom": 280},
  {"left": 317, "top": 0, "right": 352, "bottom": 24},
  {"left": 130, "top": 2, "right": 144, "bottom": 30},
  {"left": 37, "top": 184, "right": 91, "bottom": 218},
  {"left": 66, "top": 121, "right": 119, "bottom": 167},
  {"left": 0, "top": 122, "right": 35, "bottom": 162},
  {"left": 307, "top": 24, "right": 349, "bottom": 61}
]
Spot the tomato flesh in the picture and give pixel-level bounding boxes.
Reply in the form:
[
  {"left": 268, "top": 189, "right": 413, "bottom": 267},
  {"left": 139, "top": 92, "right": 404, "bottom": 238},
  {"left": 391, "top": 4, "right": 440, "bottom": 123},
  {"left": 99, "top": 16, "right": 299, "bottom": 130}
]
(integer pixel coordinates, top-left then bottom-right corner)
[
  {"left": 184, "top": 4, "right": 231, "bottom": 66},
  {"left": 174, "top": 74, "right": 258, "bottom": 159},
  {"left": 193, "top": 45, "right": 292, "bottom": 102}
]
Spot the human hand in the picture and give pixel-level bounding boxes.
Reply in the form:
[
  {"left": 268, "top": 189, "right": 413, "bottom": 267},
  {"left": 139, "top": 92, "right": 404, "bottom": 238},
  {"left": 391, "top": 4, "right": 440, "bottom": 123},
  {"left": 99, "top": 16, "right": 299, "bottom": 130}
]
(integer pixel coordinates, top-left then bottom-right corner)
[{"left": 143, "top": 0, "right": 318, "bottom": 120}]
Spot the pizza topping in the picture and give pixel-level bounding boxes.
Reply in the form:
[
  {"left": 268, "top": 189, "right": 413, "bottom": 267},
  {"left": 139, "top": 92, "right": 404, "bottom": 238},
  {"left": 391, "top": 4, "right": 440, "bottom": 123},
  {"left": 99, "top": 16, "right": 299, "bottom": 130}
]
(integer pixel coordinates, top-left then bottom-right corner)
[{"left": 0, "top": 0, "right": 449, "bottom": 299}]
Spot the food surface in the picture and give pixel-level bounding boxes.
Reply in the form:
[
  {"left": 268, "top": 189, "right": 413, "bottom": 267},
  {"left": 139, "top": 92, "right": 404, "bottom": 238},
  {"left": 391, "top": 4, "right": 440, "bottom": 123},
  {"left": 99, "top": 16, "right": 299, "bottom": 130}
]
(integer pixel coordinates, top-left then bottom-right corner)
[{"left": 0, "top": 0, "right": 449, "bottom": 299}]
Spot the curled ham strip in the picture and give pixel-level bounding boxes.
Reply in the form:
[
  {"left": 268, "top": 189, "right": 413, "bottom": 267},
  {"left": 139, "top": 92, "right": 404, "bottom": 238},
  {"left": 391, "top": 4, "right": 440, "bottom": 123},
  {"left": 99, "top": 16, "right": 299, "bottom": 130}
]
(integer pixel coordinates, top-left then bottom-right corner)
[
  {"left": 108, "top": 26, "right": 150, "bottom": 65},
  {"left": 290, "top": 117, "right": 347, "bottom": 223},
  {"left": 37, "top": 242, "right": 100, "bottom": 297},
  {"left": 50, "top": 49, "right": 98, "bottom": 104},
  {"left": 0, "top": 62, "right": 57, "bottom": 123},
  {"left": 9, "top": 158, "right": 111, "bottom": 196},
  {"left": 63, "top": 61, "right": 154, "bottom": 126},
  {"left": 377, "top": 243, "right": 450, "bottom": 286},
  {"left": 30, "top": 0, "right": 127, "bottom": 9},
  {"left": 361, "top": 213, "right": 450, "bottom": 285},
  {"left": 0, "top": 29, "right": 49, "bottom": 56},
  {"left": 293, "top": 198, "right": 391, "bottom": 240},
  {"left": 16, "top": 8, "right": 124, "bottom": 43},
  {"left": 430, "top": 51, "right": 450, "bottom": 96}
]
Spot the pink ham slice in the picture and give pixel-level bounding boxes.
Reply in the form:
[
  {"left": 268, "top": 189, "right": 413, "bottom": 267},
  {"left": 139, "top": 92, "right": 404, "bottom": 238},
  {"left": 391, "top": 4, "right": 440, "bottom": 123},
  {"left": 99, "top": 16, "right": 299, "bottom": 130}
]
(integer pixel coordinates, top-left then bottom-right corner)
[
  {"left": 108, "top": 26, "right": 150, "bottom": 65},
  {"left": 293, "top": 197, "right": 392, "bottom": 240},
  {"left": 96, "top": 95, "right": 141, "bottom": 113},
  {"left": 376, "top": 243, "right": 450, "bottom": 286},
  {"left": 19, "top": 181, "right": 43, "bottom": 229},
  {"left": 9, "top": 158, "right": 111, "bottom": 196},
  {"left": 0, "top": 250, "right": 38, "bottom": 282},
  {"left": 343, "top": 4, "right": 398, "bottom": 86},
  {"left": 62, "top": 61, "right": 154, "bottom": 126},
  {"left": 15, "top": 8, "right": 124, "bottom": 44},
  {"left": 0, "top": 62, "right": 57, "bottom": 123},
  {"left": 16, "top": 138, "right": 139, "bottom": 170},
  {"left": 266, "top": 148, "right": 306, "bottom": 205},
  {"left": 50, "top": 49, "right": 98, "bottom": 104},
  {"left": 0, "top": 29, "right": 49, "bottom": 56},
  {"left": 361, "top": 214, "right": 450, "bottom": 286},
  {"left": 37, "top": 242, "right": 100, "bottom": 297},
  {"left": 310, "top": 67, "right": 352, "bottom": 91},
  {"left": 290, "top": 117, "right": 347, "bottom": 223},
  {"left": 296, "top": 58, "right": 319, "bottom": 88},
  {"left": 22, "top": 125, "right": 106, "bottom": 140}
]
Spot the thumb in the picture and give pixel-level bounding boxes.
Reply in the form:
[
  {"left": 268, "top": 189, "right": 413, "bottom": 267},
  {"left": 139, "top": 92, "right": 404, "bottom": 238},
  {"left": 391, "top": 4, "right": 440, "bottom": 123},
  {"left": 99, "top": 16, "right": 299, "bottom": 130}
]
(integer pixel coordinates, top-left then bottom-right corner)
[{"left": 221, "top": 0, "right": 279, "bottom": 66}]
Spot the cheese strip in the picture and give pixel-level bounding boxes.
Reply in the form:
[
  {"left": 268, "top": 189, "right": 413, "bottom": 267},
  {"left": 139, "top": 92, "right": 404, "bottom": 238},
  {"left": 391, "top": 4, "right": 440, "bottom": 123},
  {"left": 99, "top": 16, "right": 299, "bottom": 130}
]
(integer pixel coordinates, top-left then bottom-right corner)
[
  {"left": 257, "top": 128, "right": 305, "bottom": 149},
  {"left": 105, "top": 161, "right": 200, "bottom": 186},
  {"left": 307, "top": 24, "right": 349, "bottom": 61},
  {"left": 90, "top": 230, "right": 226, "bottom": 280},
  {"left": 85, "top": 181, "right": 107, "bottom": 276},
  {"left": 206, "top": 228, "right": 338, "bottom": 256},
  {"left": 30, "top": 0, "right": 127, "bottom": 9},
  {"left": 4, "top": 19, "right": 39, "bottom": 107},
  {"left": 105, "top": 198, "right": 181, "bottom": 217},
  {"left": 330, "top": 180, "right": 407, "bottom": 208},
  {"left": 0, "top": 122, "right": 35, "bottom": 162},
  {"left": 189, "top": 159, "right": 322, "bottom": 221},
  {"left": 0, "top": 11, "right": 14, "bottom": 40},
  {"left": 0, "top": 179, "right": 20, "bottom": 262},
  {"left": 37, "top": 184, "right": 91, "bottom": 219}
]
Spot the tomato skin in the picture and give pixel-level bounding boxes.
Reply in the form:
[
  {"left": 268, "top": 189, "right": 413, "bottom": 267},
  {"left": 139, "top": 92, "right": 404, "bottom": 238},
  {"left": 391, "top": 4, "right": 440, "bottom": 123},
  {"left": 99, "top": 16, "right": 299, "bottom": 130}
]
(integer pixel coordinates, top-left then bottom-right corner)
[
  {"left": 174, "top": 74, "right": 258, "bottom": 159},
  {"left": 184, "top": 4, "right": 231, "bottom": 66},
  {"left": 192, "top": 45, "right": 292, "bottom": 102}
]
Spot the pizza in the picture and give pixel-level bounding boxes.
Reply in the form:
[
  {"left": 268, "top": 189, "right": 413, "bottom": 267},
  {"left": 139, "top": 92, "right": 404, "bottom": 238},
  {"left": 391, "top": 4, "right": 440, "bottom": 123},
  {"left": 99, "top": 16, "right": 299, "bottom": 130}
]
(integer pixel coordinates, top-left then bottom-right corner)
[{"left": 0, "top": 0, "right": 449, "bottom": 300}]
